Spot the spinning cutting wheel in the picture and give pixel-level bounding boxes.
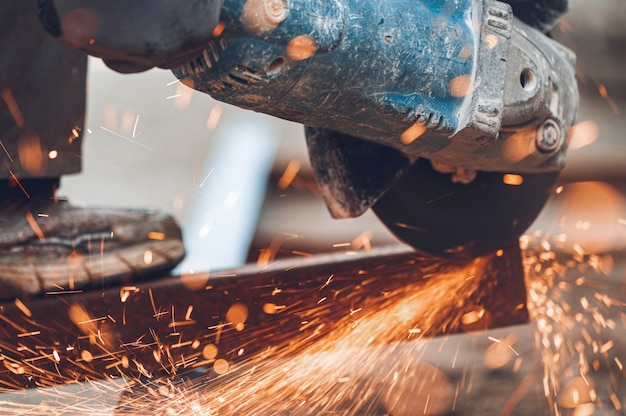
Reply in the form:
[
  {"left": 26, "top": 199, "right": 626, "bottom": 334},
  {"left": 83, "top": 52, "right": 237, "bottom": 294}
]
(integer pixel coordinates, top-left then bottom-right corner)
[{"left": 373, "top": 158, "right": 560, "bottom": 259}]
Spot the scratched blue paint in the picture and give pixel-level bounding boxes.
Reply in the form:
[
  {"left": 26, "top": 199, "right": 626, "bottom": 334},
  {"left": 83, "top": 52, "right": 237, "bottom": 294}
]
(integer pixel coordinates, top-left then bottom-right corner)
[{"left": 175, "top": 0, "right": 477, "bottom": 155}]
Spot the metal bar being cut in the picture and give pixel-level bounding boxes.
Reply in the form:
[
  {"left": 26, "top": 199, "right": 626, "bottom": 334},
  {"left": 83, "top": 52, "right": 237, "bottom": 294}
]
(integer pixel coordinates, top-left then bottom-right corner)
[{"left": 0, "top": 244, "right": 527, "bottom": 390}]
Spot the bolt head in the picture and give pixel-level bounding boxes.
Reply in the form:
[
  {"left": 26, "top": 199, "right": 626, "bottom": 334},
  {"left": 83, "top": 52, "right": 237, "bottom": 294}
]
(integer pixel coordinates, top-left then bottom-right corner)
[
  {"left": 264, "top": 0, "right": 289, "bottom": 24},
  {"left": 536, "top": 119, "right": 562, "bottom": 153}
]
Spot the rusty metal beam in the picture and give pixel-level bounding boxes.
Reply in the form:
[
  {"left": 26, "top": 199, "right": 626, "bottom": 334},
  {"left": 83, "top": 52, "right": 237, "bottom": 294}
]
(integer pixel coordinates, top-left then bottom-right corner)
[{"left": 0, "top": 243, "right": 527, "bottom": 390}]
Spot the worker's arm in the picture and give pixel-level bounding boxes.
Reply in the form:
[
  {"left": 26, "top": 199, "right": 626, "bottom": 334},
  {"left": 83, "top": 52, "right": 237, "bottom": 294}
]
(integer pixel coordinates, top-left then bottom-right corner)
[
  {"left": 37, "top": 0, "right": 222, "bottom": 73},
  {"left": 506, "top": 0, "right": 570, "bottom": 32}
]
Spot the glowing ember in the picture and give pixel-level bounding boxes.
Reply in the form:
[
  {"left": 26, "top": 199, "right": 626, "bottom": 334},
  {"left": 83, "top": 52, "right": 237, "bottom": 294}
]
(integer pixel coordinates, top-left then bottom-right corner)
[
  {"left": 213, "top": 358, "right": 230, "bottom": 375},
  {"left": 503, "top": 173, "right": 524, "bottom": 186},
  {"left": 202, "top": 344, "right": 219, "bottom": 360},
  {"left": 225, "top": 302, "right": 249, "bottom": 331},
  {"left": 212, "top": 22, "right": 226, "bottom": 37},
  {"left": 448, "top": 75, "right": 473, "bottom": 98},
  {"left": 1, "top": 87, "right": 25, "bottom": 127},
  {"left": 277, "top": 159, "right": 301, "bottom": 190},
  {"left": 206, "top": 105, "right": 223, "bottom": 131},
  {"left": 81, "top": 350, "right": 94, "bottom": 363},
  {"left": 484, "top": 33, "right": 499, "bottom": 49},
  {"left": 147, "top": 231, "right": 166, "bottom": 241},
  {"left": 143, "top": 250, "right": 153, "bottom": 265},
  {"left": 286, "top": 35, "right": 317, "bottom": 61},
  {"left": 596, "top": 82, "right": 619, "bottom": 115},
  {"left": 400, "top": 122, "right": 427, "bottom": 144}
]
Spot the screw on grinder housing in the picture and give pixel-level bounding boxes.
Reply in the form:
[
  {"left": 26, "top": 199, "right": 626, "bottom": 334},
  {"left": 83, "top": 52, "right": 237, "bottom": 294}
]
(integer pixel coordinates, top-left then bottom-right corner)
[{"left": 174, "top": 0, "right": 578, "bottom": 258}]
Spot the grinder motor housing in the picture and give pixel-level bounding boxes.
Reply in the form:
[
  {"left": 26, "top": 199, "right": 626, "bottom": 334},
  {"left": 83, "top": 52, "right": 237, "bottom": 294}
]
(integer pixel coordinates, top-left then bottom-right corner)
[{"left": 173, "top": 0, "right": 578, "bottom": 220}]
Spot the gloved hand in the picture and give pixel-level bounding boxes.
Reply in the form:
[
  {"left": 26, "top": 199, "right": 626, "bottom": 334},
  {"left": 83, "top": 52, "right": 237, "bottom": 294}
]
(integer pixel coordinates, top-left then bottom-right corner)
[{"left": 37, "top": 0, "right": 222, "bottom": 73}]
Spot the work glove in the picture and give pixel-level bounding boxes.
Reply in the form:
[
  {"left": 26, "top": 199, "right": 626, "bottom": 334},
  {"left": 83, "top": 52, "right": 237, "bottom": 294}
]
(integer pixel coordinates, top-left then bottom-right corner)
[{"left": 37, "top": 0, "right": 222, "bottom": 73}]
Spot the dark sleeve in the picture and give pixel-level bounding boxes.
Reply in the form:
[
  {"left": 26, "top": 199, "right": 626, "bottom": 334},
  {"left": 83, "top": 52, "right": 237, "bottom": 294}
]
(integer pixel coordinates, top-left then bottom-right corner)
[{"left": 503, "top": 0, "right": 570, "bottom": 32}]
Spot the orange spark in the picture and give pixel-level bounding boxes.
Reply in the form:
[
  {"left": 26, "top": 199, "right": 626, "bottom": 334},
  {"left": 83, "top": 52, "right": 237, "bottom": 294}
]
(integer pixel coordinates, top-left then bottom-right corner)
[
  {"left": 202, "top": 344, "right": 219, "bottom": 360},
  {"left": 257, "top": 236, "right": 283, "bottom": 267},
  {"left": 503, "top": 174, "right": 524, "bottom": 186},
  {"left": 448, "top": 75, "right": 473, "bottom": 98},
  {"left": 206, "top": 105, "right": 223, "bottom": 130},
  {"left": 0, "top": 140, "right": 14, "bottom": 162},
  {"left": 185, "top": 305, "right": 194, "bottom": 321},
  {"left": 225, "top": 303, "right": 249, "bottom": 331},
  {"left": 143, "top": 250, "right": 153, "bottom": 265},
  {"left": 16, "top": 331, "right": 41, "bottom": 338},
  {"left": 400, "top": 122, "right": 427, "bottom": 144},
  {"left": 25, "top": 212, "right": 45, "bottom": 241},
  {"left": 81, "top": 350, "right": 94, "bottom": 363},
  {"left": 351, "top": 230, "right": 373, "bottom": 251},
  {"left": 212, "top": 22, "right": 226, "bottom": 37},
  {"left": 213, "top": 359, "right": 230, "bottom": 375},
  {"left": 484, "top": 34, "right": 499, "bottom": 49},
  {"left": 17, "top": 133, "right": 45, "bottom": 175},
  {"left": 278, "top": 160, "right": 301, "bottom": 189},
  {"left": 596, "top": 82, "right": 619, "bottom": 115},
  {"left": 14, "top": 298, "right": 32, "bottom": 318},
  {"left": 286, "top": 35, "right": 317, "bottom": 61},
  {"left": 1, "top": 88, "right": 24, "bottom": 128},
  {"left": 148, "top": 231, "right": 166, "bottom": 241}
]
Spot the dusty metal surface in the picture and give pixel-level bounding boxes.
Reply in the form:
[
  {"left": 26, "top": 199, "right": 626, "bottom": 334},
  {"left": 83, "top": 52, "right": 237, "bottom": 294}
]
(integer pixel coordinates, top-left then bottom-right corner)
[{"left": 0, "top": 244, "right": 526, "bottom": 391}]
